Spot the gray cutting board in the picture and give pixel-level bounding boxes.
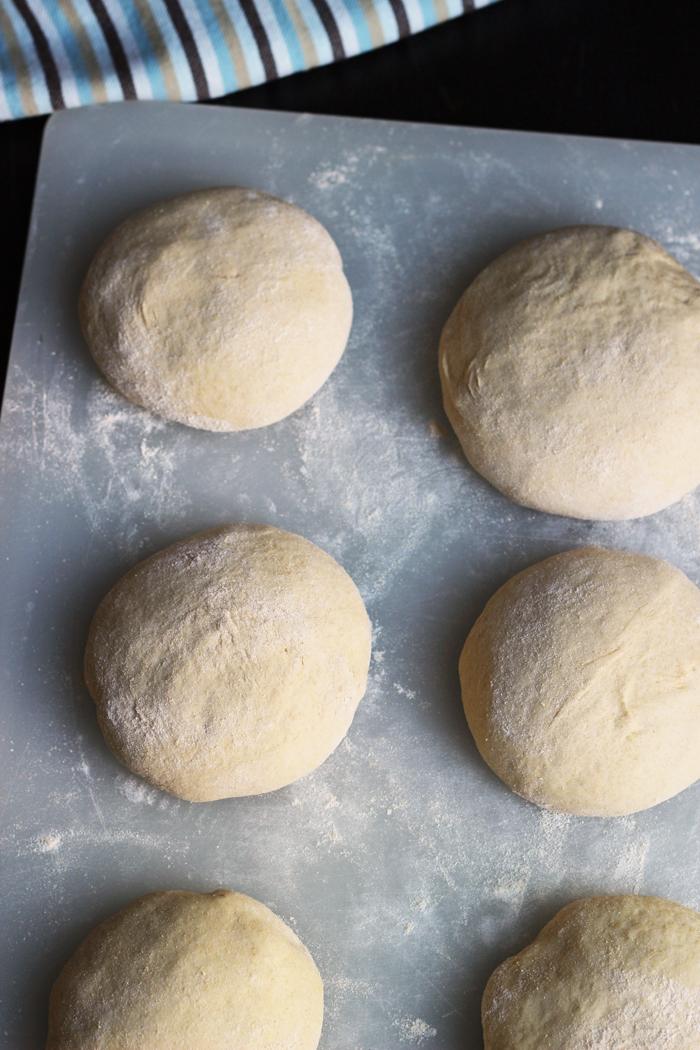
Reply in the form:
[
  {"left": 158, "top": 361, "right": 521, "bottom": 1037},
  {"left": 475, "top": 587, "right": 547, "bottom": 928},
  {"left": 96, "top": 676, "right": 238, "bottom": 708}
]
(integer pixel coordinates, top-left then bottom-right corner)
[{"left": 3, "top": 100, "right": 700, "bottom": 1049}]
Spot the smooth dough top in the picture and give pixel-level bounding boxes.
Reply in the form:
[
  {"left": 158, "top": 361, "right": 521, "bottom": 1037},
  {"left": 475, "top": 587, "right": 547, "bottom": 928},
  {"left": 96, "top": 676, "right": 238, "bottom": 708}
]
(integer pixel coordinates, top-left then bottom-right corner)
[
  {"left": 46, "top": 889, "right": 324, "bottom": 1050},
  {"left": 79, "top": 187, "right": 353, "bottom": 431},
  {"left": 439, "top": 225, "right": 700, "bottom": 520},
  {"left": 460, "top": 547, "right": 700, "bottom": 816},
  {"left": 84, "top": 524, "right": 371, "bottom": 801},
  {"left": 482, "top": 895, "right": 700, "bottom": 1050}
]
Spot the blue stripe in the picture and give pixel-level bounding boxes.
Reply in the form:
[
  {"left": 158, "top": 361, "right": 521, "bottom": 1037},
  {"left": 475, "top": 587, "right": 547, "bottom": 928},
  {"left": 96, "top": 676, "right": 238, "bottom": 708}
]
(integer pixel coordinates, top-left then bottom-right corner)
[
  {"left": 189, "top": 0, "right": 239, "bottom": 93},
  {"left": 414, "top": 0, "right": 437, "bottom": 28},
  {"left": 266, "top": 0, "right": 305, "bottom": 72},
  {"left": 331, "top": 0, "right": 372, "bottom": 52},
  {"left": 3, "top": 0, "right": 52, "bottom": 111},
  {"left": 371, "top": 0, "right": 400, "bottom": 43},
  {"left": 112, "top": 0, "right": 169, "bottom": 98},
  {"left": 222, "top": 0, "right": 266, "bottom": 84},
  {"left": 66, "top": 0, "right": 124, "bottom": 102},
  {"left": 0, "top": 27, "right": 26, "bottom": 117},
  {"left": 289, "top": 0, "right": 333, "bottom": 63},
  {"left": 144, "top": 0, "right": 198, "bottom": 97},
  {"left": 42, "top": 0, "right": 94, "bottom": 104}
]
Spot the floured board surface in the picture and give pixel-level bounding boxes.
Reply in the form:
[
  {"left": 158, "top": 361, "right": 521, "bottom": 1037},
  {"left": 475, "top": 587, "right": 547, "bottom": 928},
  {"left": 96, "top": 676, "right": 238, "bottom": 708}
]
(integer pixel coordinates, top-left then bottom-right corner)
[{"left": 2, "top": 101, "right": 700, "bottom": 1049}]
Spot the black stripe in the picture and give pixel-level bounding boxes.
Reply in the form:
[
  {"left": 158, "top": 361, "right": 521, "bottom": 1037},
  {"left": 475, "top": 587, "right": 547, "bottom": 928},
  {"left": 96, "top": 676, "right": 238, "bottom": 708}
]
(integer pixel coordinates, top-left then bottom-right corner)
[
  {"left": 462, "top": 0, "right": 475, "bottom": 10},
  {"left": 162, "top": 0, "right": 210, "bottom": 99},
  {"left": 308, "top": 0, "right": 345, "bottom": 61},
  {"left": 386, "top": 0, "right": 410, "bottom": 37},
  {"left": 239, "top": 0, "right": 277, "bottom": 81},
  {"left": 86, "top": 0, "right": 137, "bottom": 99},
  {"left": 12, "top": 0, "right": 64, "bottom": 110}
]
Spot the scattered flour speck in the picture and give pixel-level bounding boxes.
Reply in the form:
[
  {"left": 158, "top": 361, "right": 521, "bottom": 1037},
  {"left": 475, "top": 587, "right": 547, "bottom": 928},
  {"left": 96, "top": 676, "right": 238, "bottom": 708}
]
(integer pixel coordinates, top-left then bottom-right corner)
[
  {"left": 36, "top": 833, "right": 61, "bottom": 853},
  {"left": 393, "top": 1017, "right": 437, "bottom": 1043},
  {"left": 116, "top": 775, "right": 163, "bottom": 806}
]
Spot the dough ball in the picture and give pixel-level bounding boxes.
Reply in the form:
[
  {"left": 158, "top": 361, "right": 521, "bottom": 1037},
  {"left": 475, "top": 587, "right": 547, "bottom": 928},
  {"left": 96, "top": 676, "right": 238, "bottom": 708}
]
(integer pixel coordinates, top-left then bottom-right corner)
[
  {"left": 79, "top": 187, "right": 353, "bottom": 431},
  {"left": 84, "top": 524, "right": 371, "bottom": 801},
  {"left": 460, "top": 547, "right": 700, "bottom": 816},
  {"left": 47, "top": 889, "right": 324, "bottom": 1050},
  {"left": 439, "top": 225, "right": 700, "bottom": 520},
  {"left": 482, "top": 895, "right": 700, "bottom": 1050}
]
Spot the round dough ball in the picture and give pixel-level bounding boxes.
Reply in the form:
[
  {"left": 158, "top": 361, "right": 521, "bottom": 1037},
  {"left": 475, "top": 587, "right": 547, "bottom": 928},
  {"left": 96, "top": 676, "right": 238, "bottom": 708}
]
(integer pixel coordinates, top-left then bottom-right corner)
[
  {"left": 79, "top": 187, "right": 353, "bottom": 431},
  {"left": 482, "top": 895, "right": 700, "bottom": 1050},
  {"left": 439, "top": 225, "right": 700, "bottom": 520},
  {"left": 84, "top": 524, "right": 371, "bottom": 801},
  {"left": 460, "top": 547, "right": 700, "bottom": 816},
  {"left": 47, "top": 889, "right": 324, "bottom": 1050}
]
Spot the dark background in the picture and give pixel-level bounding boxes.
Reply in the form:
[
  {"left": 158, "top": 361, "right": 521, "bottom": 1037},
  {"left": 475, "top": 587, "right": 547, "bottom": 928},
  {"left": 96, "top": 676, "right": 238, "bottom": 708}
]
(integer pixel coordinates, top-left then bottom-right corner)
[{"left": 2, "top": 0, "right": 700, "bottom": 398}]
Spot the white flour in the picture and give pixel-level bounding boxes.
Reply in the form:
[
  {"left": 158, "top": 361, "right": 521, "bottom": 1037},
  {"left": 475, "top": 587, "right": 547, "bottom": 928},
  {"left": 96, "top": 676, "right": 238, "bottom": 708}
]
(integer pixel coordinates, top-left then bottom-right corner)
[
  {"left": 393, "top": 1017, "right": 437, "bottom": 1043},
  {"left": 4, "top": 114, "right": 700, "bottom": 1050}
]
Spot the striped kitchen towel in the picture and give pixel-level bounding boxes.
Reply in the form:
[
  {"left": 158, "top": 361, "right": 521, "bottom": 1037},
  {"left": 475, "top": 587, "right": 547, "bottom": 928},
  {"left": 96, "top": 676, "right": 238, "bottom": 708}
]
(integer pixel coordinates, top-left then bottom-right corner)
[{"left": 0, "top": 0, "right": 500, "bottom": 120}]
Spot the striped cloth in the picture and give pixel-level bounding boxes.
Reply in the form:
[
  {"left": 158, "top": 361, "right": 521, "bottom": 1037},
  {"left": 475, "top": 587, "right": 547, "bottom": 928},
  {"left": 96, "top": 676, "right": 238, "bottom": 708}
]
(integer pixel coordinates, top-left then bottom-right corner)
[{"left": 0, "top": 0, "right": 500, "bottom": 120}]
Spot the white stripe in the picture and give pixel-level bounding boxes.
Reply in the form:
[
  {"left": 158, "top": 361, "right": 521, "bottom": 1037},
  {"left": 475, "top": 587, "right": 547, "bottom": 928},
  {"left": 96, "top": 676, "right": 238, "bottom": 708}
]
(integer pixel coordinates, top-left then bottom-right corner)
[
  {"left": 100, "top": 0, "right": 155, "bottom": 99},
  {"left": 401, "top": 0, "right": 427, "bottom": 33},
  {"left": 0, "top": 67, "right": 13, "bottom": 119},
  {"left": 253, "top": 0, "right": 294, "bottom": 77},
  {"left": 324, "top": 0, "right": 361, "bottom": 55},
  {"left": 25, "top": 0, "right": 82, "bottom": 107},
  {"left": 52, "top": 0, "right": 123, "bottom": 103},
  {"left": 146, "top": 0, "right": 198, "bottom": 99},
  {"left": 444, "top": 0, "right": 465, "bottom": 16},
  {"left": 365, "top": 0, "right": 399, "bottom": 45},
  {"left": 288, "top": 0, "right": 333, "bottom": 65},
  {"left": 0, "top": 8, "right": 29, "bottom": 116},
  {"left": 3, "top": 0, "right": 52, "bottom": 112},
  {"left": 65, "top": 1, "right": 124, "bottom": 102},
  {"left": 225, "top": 0, "right": 266, "bottom": 86},
  {"left": 177, "top": 0, "right": 225, "bottom": 95}
]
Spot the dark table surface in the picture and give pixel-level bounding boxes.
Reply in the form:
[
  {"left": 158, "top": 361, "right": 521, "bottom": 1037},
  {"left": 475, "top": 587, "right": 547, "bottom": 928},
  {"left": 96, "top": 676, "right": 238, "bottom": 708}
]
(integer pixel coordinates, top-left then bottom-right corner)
[{"left": 2, "top": 0, "right": 699, "bottom": 402}]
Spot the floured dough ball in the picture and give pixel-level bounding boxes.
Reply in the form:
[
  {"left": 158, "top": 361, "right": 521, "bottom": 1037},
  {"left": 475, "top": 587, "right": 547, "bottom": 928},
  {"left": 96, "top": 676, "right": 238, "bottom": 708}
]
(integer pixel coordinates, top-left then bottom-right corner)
[
  {"left": 84, "top": 524, "right": 371, "bottom": 801},
  {"left": 482, "top": 895, "right": 700, "bottom": 1050},
  {"left": 79, "top": 187, "right": 353, "bottom": 430},
  {"left": 460, "top": 547, "right": 700, "bottom": 816},
  {"left": 46, "top": 889, "right": 324, "bottom": 1050},
  {"left": 439, "top": 225, "right": 700, "bottom": 520}
]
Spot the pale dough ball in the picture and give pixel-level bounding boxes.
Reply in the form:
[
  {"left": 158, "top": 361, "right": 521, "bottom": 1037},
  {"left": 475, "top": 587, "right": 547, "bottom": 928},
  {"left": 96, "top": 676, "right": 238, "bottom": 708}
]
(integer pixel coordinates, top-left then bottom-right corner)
[
  {"left": 460, "top": 547, "right": 700, "bottom": 816},
  {"left": 79, "top": 187, "right": 353, "bottom": 430},
  {"left": 84, "top": 524, "right": 371, "bottom": 801},
  {"left": 482, "top": 895, "right": 700, "bottom": 1050},
  {"left": 46, "top": 889, "right": 324, "bottom": 1050},
  {"left": 439, "top": 225, "right": 700, "bottom": 520}
]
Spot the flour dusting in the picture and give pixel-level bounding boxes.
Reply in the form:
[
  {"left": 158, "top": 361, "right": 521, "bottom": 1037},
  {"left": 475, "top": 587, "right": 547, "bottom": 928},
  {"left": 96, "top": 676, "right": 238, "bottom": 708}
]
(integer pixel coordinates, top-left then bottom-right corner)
[
  {"left": 393, "top": 1017, "right": 437, "bottom": 1043},
  {"left": 36, "top": 833, "right": 61, "bottom": 853},
  {"left": 2, "top": 358, "right": 191, "bottom": 545},
  {"left": 5, "top": 108, "right": 700, "bottom": 1050}
]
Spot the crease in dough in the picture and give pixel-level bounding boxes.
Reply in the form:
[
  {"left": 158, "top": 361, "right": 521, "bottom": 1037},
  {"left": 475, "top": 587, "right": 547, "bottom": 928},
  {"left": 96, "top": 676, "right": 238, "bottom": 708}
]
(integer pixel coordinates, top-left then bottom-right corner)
[
  {"left": 460, "top": 546, "right": 700, "bottom": 815},
  {"left": 439, "top": 225, "right": 700, "bottom": 520}
]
